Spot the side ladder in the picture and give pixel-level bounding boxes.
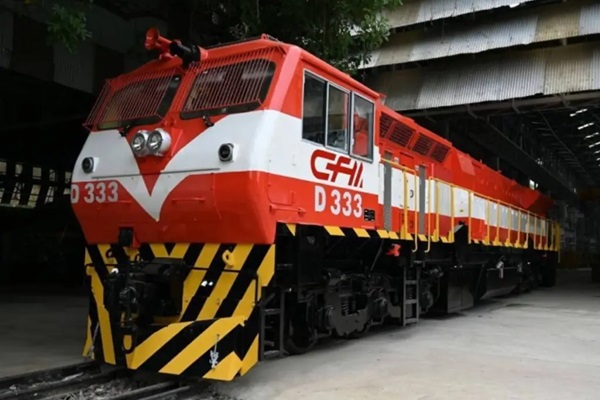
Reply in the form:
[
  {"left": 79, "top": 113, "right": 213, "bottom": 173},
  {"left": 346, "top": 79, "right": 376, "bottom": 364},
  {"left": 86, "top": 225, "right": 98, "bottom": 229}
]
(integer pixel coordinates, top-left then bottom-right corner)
[
  {"left": 402, "top": 260, "right": 420, "bottom": 325},
  {"left": 259, "top": 287, "right": 286, "bottom": 360}
]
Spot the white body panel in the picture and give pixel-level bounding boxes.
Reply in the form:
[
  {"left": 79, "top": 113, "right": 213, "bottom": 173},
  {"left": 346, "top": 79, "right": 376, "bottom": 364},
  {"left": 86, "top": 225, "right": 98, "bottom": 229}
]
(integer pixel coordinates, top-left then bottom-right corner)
[{"left": 72, "top": 109, "right": 549, "bottom": 240}]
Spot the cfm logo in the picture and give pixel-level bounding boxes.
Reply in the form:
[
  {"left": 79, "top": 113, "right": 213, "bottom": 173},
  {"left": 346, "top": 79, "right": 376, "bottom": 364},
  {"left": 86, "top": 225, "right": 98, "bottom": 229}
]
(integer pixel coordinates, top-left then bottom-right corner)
[{"left": 310, "top": 149, "right": 364, "bottom": 188}]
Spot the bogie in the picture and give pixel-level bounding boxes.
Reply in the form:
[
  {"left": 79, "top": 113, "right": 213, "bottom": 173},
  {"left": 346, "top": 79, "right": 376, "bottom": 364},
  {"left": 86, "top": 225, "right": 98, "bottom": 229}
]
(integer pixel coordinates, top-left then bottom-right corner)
[{"left": 262, "top": 223, "right": 554, "bottom": 358}]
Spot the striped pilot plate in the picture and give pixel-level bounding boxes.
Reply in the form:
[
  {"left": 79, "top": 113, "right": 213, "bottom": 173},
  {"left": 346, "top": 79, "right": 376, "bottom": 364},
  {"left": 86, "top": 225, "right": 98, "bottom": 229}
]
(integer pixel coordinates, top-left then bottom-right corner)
[
  {"left": 284, "top": 223, "right": 401, "bottom": 240},
  {"left": 83, "top": 242, "right": 274, "bottom": 381},
  {"left": 283, "top": 223, "right": 455, "bottom": 244}
]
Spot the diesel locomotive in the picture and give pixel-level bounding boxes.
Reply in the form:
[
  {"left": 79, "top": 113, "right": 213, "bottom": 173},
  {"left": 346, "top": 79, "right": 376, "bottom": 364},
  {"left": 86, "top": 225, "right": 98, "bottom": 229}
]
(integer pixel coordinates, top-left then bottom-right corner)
[{"left": 71, "top": 28, "right": 560, "bottom": 381}]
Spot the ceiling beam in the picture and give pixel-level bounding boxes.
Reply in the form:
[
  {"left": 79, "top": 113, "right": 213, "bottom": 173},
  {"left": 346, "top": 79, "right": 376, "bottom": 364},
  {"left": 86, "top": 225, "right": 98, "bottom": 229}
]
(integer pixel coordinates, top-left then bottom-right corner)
[{"left": 403, "top": 92, "right": 600, "bottom": 119}]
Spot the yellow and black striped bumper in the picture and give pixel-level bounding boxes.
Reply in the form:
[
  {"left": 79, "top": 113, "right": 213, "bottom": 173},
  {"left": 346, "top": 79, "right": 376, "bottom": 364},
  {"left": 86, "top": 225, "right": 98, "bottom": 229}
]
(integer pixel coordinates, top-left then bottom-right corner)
[
  {"left": 283, "top": 223, "right": 401, "bottom": 239},
  {"left": 82, "top": 242, "right": 275, "bottom": 381}
]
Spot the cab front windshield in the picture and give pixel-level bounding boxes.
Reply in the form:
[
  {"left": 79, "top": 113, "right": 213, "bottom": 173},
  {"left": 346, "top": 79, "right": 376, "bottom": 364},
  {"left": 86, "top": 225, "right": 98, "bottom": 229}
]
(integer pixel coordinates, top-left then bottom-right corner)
[
  {"left": 96, "top": 75, "right": 181, "bottom": 131},
  {"left": 180, "top": 57, "right": 277, "bottom": 119},
  {"left": 89, "top": 54, "right": 277, "bottom": 131}
]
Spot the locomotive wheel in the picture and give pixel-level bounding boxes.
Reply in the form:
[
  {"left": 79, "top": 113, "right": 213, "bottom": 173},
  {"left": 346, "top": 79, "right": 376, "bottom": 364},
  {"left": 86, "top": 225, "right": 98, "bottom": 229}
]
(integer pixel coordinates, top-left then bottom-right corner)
[{"left": 284, "top": 319, "right": 317, "bottom": 355}]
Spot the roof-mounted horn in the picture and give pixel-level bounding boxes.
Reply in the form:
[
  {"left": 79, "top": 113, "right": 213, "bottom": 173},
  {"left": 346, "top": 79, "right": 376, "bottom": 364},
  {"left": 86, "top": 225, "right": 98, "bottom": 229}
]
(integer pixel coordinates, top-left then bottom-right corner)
[{"left": 144, "top": 27, "right": 208, "bottom": 67}]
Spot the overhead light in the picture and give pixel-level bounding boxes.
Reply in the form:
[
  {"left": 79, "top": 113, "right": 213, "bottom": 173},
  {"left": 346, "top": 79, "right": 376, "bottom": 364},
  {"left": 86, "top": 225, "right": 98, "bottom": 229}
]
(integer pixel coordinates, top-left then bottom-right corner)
[
  {"left": 589, "top": 140, "right": 600, "bottom": 148},
  {"left": 578, "top": 122, "right": 594, "bottom": 130},
  {"left": 594, "top": 149, "right": 600, "bottom": 154},
  {"left": 585, "top": 132, "right": 599, "bottom": 139},
  {"left": 570, "top": 108, "right": 588, "bottom": 117}
]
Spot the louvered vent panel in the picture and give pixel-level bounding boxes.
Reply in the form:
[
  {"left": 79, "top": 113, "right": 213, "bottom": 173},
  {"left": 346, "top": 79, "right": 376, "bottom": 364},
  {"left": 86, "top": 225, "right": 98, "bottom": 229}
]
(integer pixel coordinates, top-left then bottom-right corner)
[
  {"left": 412, "top": 134, "right": 434, "bottom": 155},
  {"left": 379, "top": 113, "right": 394, "bottom": 138},
  {"left": 430, "top": 143, "right": 450, "bottom": 163},
  {"left": 389, "top": 122, "right": 414, "bottom": 147}
]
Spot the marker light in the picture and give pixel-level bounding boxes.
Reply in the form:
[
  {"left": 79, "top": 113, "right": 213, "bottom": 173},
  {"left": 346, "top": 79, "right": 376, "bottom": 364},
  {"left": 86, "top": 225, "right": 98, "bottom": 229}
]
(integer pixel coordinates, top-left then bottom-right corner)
[
  {"left": 82, "top": 157, "right": 94, "bottom": 173},
  {"left": 218, "top": 143, "right": 234, "bottom": 162},
  {"left": 147, "top": 128, "right": 171, "bottom": 156},
  {"left": 131, "top": 131, "right": 149, "bottom": 156}
]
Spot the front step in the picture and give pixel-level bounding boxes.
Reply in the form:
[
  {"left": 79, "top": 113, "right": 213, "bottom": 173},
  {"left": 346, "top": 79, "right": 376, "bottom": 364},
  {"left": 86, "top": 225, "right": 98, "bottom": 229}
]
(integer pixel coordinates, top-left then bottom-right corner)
[
  {"left": 402, "top": 262, "right": 420, "bottom": 326},
  {"left": 259, "top": 289, "right": 286, "bottom": 360}
]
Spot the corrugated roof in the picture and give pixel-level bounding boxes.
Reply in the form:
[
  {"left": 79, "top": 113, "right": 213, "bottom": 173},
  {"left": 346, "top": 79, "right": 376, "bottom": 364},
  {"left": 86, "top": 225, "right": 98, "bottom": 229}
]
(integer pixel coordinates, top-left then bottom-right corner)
[
  {"left": 580, "top": 2, "right": 600, "bottom": 35},
  {"left": 383, "top": 0, "right": 538, "bottom": 29},
  {"left": 364, "top": 1, "right": 600, "bottom": 69},
  {"left": 368, "top": 42, "right": 600, "bottom": 111},
  {"left": 592, "top": 47, "right": 600, "bottom": 90}
]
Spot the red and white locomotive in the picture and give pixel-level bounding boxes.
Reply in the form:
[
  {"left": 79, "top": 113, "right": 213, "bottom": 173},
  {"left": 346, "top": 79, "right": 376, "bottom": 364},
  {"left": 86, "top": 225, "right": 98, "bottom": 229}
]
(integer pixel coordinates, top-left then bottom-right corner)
[{"left": 71, "top": 28, "right": 560, "bottom": 381}]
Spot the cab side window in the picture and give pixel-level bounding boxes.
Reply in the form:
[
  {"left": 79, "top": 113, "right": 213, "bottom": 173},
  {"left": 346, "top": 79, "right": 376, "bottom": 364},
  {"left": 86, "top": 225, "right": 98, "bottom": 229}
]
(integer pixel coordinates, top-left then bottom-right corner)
[
  {"left": 302, "top": 73, "right": 327, "bottom": 145},
  {"left": 351, "top": 93, "right": 374, "bottom": 160},
  {"left": 302, "top": 70, "right": 374, "bottom": 162},
  {"left": 326, "top": 85, "right": 349, "bottom": 152}
]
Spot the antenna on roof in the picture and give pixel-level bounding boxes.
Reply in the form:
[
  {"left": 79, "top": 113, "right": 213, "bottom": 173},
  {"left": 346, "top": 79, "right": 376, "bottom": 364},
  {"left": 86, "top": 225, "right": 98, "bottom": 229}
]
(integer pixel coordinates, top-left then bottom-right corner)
[{"left": 144, "top": 27, "right": 208, "bottom": 67}]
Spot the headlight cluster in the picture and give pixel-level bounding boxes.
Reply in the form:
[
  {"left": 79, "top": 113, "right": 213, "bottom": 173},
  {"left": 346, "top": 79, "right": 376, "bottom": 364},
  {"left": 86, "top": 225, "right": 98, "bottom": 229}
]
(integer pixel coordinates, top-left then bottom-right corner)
[{"left": 131, "top": 128, "right": 171, "bottom": 157}]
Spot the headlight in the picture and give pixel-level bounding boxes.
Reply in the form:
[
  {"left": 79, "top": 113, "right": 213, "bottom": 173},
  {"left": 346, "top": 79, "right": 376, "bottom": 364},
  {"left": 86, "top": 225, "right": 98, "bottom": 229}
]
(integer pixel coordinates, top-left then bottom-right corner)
[
  {"left": 131, "top": 131, "right": 149, "bottom": 156},
  {"left": 147, "top": 128, "right": 171, "bottom": 156}
]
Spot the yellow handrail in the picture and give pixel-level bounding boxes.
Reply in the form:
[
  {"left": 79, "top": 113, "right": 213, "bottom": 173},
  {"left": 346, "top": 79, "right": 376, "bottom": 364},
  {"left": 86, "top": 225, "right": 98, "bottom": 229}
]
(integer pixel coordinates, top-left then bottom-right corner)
[
  {"left": 517, "top": 209, "right": 522, "bottom": 247},
  {"left": 425, "top": 178, "right": 432, "bottom": 253},
  {"left": 506, "top": 207, "right": 512, "bottom": 246},
  {"left": 379, "top": 159, "right": 558, "bottom": 250},
  {"left": 403, "top": 169, "right": 408, "bottom": 240},
  {"left": 549, "top": 220, "right": 553, "bottom": 250},
  {"left": 495, "top": 201, "right": 500, "bottom": 244},
  {"left": 435, "top": 179, "right": 440, "bottom": 242},
  {"left": 485, "top": 199, "right": 490, "bottom": 244},
  {"left": 534, "top": 217, "right": 539, "bottom": 250},
  {"left": 412, "top": 170, "right": 418, "bottom": 252},
  {"left": 525, "top": 212, "right": 531, "bottom": 247},
  {"left": 450, "top": 184, "right": 455, "bottom": 242},
  {"left": 468, "top": 191, "right": 472, "bottom": 244}
]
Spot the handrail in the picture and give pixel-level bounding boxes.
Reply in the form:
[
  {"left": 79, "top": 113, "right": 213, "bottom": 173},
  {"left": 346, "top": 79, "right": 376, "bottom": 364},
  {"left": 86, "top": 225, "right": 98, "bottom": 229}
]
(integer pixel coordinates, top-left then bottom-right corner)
[
  {"left": 412, "top": 169, "right": 418, "bottom": 253},
  {"left": 468, "top": 192, "right": 472, "bottom": 244},
  {"left": 403, "top": 170, "right": 408, "bottom": 240},
  {"left": 379, "top": 158, "right": 556, "bottom": 247},
  {"left": 517, "top": 209, "right": 521, "bottom": 247},
  {"left": 495, "top": 200, "right": 500, "bottom": 244},
  {"left": 534, "top": 217, "right": 539, "bottom": 250},
  {"left": 450, "top": 183, "right": 455, "bottom": 242},
  {"left": 548, "top": 220, "right": 553, "bottom": 250},
  {"left": 425, "top": 178, "right": 432, "bottom": 253},
  {"left": 506, "top": 207, "right": 512, "bottom": 247},
  {"left": 525, "top": 212, "right": 531, "bottom": 247},
  {"left": 485, "top": 199, "right": 490, "bottom": 244},
  {"left": 435, "top": 179, "right": 440, "bottom": 242}
]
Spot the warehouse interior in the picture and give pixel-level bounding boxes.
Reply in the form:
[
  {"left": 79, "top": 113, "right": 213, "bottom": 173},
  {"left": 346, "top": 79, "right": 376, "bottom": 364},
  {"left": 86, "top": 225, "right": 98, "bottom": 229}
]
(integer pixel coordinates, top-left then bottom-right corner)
[
  {"left": 0, "top": 0, "right": 599, "bottom": 396},
  {"left": 361, "top": 0, "right": 600, "bottom": 268}
]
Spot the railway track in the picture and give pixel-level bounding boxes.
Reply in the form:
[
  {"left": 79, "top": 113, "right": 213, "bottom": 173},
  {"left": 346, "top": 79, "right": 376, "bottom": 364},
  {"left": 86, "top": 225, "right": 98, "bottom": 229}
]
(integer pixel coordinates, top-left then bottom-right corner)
[{"left": 0, "top": 361, "right": 212, "bottom": 400}]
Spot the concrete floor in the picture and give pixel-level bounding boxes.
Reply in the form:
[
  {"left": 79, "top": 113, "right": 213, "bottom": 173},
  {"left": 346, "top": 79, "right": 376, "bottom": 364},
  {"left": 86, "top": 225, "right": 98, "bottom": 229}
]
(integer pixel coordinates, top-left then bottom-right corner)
[
  {"left": 216, "top": 269, "right": 600, "bottom": 400},
  {"left": 0, "top": 270, "right": 598, "bottom": 399},
  {"left": 0, "top": 290, "right": 87, "bottom": 377}
]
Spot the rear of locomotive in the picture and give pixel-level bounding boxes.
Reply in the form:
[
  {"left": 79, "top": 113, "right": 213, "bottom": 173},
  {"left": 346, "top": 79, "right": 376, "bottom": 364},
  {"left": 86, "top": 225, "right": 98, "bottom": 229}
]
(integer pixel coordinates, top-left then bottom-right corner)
[{"left": 71, "top": 30, "right": 288, "bottom": 381}]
